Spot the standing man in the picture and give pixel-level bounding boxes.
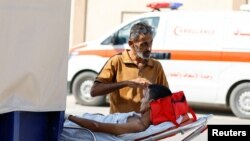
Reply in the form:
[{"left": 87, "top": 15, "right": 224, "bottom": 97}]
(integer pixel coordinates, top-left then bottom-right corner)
[{"left": 91, "top": 22, "right": 168, "bottom": 113}]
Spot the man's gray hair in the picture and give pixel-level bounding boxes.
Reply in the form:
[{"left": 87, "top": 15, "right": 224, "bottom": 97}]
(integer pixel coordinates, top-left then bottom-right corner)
[{"left": 129, "top": 22, "right": 154, "bottom": 41}]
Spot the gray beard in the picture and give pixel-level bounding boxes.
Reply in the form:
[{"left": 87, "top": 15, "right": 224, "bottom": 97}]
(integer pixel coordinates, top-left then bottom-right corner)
[{"left": 136, "top": 51, "right": 150, "bottom": 60}]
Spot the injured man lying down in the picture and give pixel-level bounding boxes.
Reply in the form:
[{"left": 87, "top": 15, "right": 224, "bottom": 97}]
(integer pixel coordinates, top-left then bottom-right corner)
[{"left": 61, "top": 84, "right": 191, "bottom": 141}]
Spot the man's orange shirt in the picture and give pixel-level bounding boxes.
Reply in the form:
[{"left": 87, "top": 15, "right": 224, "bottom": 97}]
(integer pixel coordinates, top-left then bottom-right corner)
[{"left": 95, "top": 49, "right": 168, "bottom": 113}]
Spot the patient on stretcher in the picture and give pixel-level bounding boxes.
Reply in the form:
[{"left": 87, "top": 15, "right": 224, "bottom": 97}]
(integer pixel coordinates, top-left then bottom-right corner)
[{"left": 61, "top": 84, "right": 193, "bottom": 141}]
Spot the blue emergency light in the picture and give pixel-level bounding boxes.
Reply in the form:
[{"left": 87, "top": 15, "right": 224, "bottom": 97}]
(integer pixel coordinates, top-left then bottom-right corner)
[{"left": 170, "top": 2, "right": 183, "bottom": 10}]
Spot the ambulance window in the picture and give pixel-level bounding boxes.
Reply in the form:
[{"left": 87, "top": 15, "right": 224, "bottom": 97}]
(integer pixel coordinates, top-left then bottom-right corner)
[{"left": 102, "top": 17, "right": 160, "bottom": 45}]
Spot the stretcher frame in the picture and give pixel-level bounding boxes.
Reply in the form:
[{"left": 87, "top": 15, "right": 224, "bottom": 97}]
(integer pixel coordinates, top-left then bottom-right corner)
[{"left": 139, "top": 114, "right": 213, "bottom": 141}]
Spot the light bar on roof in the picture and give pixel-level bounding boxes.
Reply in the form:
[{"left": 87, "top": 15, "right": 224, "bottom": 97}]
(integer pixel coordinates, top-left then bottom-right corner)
[{"left": 147, "top": 2, "right": 183, "bottom": 11}]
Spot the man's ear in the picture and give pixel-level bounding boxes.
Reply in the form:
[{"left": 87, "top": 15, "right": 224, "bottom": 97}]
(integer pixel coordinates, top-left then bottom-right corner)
[
  {"left": 147, "top": 99, "right": 154, "bottom": 109},
  {"left": 128, "top": 40, "right": 134, "bottom": 47}
]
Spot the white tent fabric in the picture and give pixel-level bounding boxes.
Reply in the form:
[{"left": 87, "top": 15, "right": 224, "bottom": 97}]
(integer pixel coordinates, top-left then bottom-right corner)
[{"left": 0, "top": 0, "right": 71, "bottom": 113}]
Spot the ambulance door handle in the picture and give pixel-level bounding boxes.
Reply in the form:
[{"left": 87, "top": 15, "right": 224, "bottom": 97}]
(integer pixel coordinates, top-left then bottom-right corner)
[{"left": 150, "top": 52, "right": 171, "bottom": 60}]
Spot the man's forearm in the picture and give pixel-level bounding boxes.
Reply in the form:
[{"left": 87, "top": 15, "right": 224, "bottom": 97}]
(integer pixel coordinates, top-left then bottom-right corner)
[{"left": 90, "top": 81, "right": 129, "bottom": 97}]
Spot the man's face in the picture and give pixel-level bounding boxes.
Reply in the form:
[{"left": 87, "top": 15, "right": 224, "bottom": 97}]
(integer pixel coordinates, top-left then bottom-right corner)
[{"left": 132, "top": 34, "right": 153, "bottom": 59}]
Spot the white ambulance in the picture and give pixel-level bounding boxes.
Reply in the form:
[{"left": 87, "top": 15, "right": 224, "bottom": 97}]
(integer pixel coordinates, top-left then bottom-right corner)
[{"left": 68, "top": 9, "right": 250, "bottom": 119}]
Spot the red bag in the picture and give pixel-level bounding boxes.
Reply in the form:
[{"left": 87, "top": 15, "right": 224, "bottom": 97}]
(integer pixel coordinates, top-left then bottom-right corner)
[{"left": 150, "top": 91, "right": 196, "bottom": 126}]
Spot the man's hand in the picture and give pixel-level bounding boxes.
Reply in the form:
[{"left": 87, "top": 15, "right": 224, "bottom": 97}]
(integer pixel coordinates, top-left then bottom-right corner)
[{"left": 127, "top": 77, "right": 152, "bottom": 88}]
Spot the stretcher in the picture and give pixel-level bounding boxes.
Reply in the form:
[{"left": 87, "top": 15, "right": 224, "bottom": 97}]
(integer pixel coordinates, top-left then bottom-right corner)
[{"left": 62, "top": 114, "right": 213, "bottom": 141}]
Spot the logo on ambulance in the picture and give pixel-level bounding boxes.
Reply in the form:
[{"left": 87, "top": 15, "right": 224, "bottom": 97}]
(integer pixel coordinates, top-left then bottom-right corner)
[{"left": 174, "top": 26, "right": 215, "bottom": 36}]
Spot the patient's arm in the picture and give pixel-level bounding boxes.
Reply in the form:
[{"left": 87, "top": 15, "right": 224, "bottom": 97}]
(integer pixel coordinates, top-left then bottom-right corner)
[{"left": 68, "top": 115, "right": 148, "bottom": 135}]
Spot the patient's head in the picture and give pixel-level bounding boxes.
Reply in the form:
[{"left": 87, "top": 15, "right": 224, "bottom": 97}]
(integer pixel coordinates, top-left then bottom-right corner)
[
  {"left": 147, "top": 84, "right": 172, "bottom": 100},
  {"left": 140, "top": 84, "right": 172, "bottom": 113}
]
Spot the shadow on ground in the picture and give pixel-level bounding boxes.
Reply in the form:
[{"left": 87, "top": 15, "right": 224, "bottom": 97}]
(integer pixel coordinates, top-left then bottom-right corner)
[{"left": 190, "top": 104, "right": 234, "bottom": 117}]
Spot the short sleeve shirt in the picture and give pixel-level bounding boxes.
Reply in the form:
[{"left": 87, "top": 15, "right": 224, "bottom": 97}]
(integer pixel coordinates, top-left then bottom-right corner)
[{"left": 95, "top": 49, "right": 168, "bottom": 113}]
